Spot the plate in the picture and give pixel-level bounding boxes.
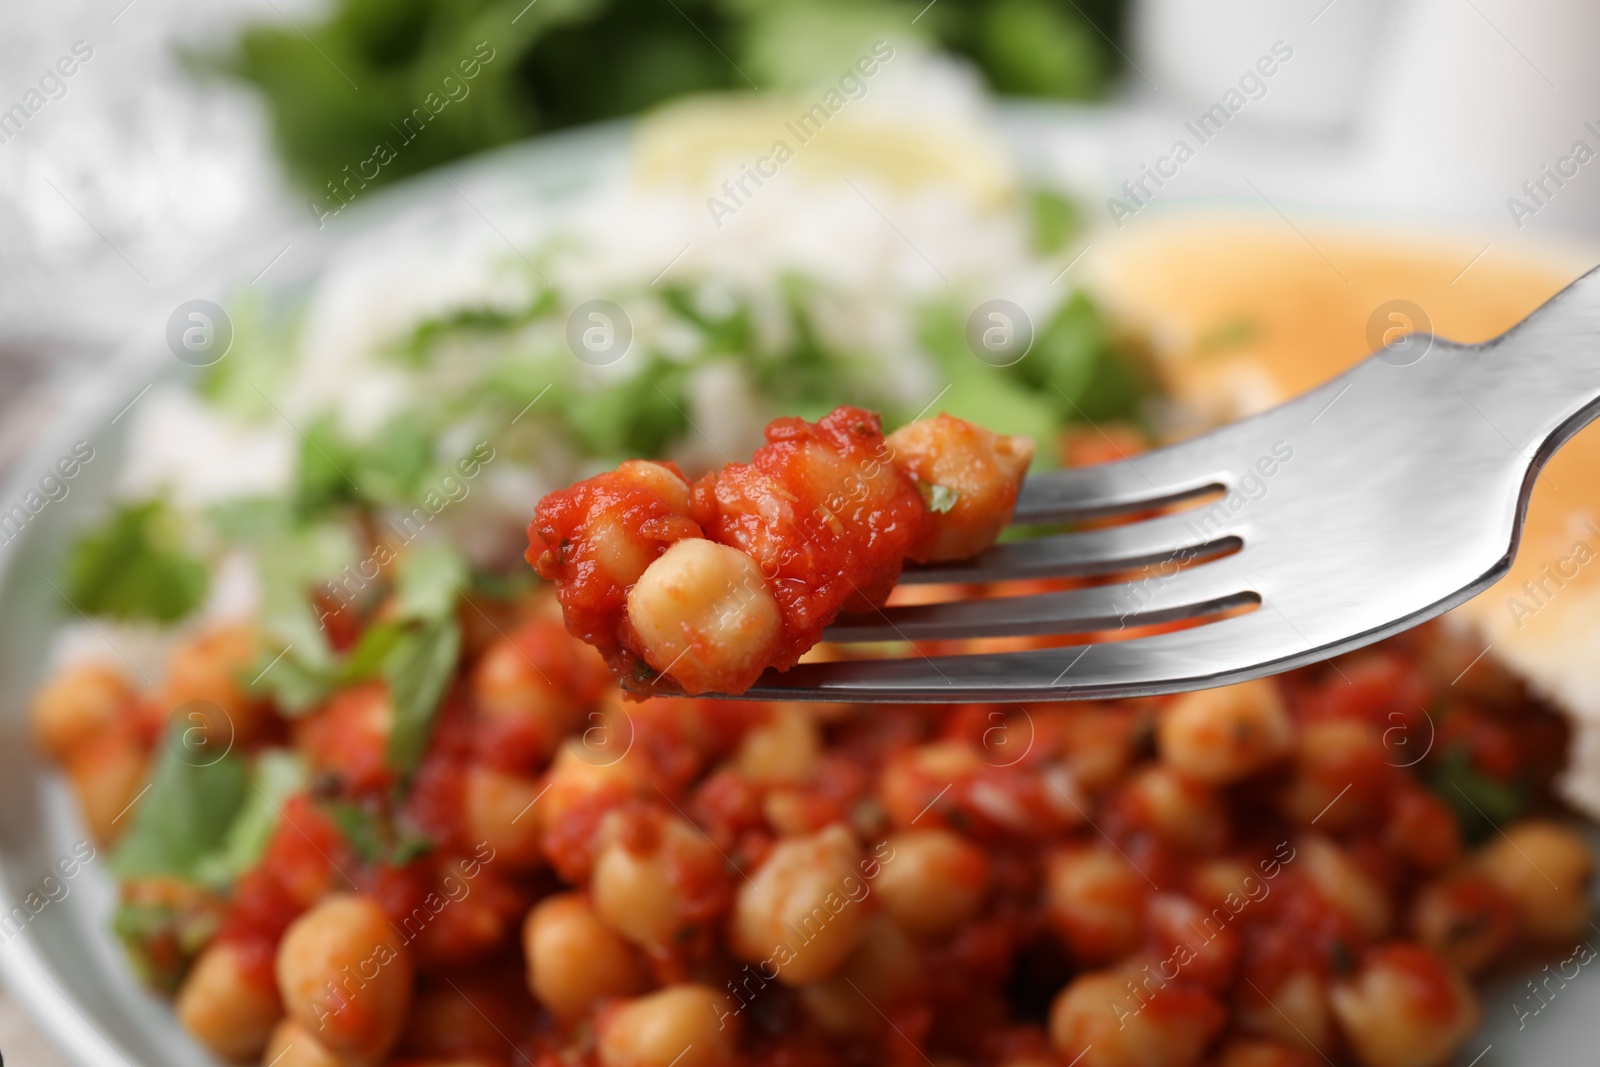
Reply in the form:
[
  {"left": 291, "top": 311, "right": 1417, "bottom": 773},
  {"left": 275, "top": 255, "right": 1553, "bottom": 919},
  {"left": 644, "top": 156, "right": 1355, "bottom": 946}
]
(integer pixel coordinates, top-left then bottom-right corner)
[{"left": 1, "top": 113, "right": 1596, "bottom": 1067}]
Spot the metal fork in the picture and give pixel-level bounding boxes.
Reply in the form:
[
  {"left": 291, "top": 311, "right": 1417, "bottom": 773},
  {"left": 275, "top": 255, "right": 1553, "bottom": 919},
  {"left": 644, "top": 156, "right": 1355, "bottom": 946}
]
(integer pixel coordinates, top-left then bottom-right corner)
[{"left": 729, "top": 266, "right": 1600, "bottom": 703}]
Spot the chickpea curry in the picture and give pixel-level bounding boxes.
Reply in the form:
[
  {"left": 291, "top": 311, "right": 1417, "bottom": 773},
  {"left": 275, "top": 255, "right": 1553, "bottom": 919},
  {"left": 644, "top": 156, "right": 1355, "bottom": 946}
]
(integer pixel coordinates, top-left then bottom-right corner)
[
  {"left": 28, "top": 414, "right": 1597, "bottom": 1067},
  {"left": 528, "top": 407, "right": 1033, "bottom": 695}
]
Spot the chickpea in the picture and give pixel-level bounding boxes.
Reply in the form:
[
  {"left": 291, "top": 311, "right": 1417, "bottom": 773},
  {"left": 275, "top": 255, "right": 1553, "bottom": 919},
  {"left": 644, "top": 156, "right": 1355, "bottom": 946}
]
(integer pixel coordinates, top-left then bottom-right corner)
[
  {"left": 1330, "top": 945, "right": 1480, "bottom": 1067},
  {"left": 626, "top": 539, "right": 782, "bottom": 695},
  {"left": 294, "top": 682, "right": 393, "bottom": 793},
  {"left": 30, "top": 662, "right": 132, "bottom": 762},
  {"left": 593, "top": 812, "right": 728, "bottom": 951},
  {"left": 261, "top": 1019, "right": 343, "bottom": 1067},
  {"left": 731, "top": 824, "right": 873, "bottom": 985},
  {"left": 1410, "top": 871, "right": 1519, "bottom": 974},
  {"left": 462, "top": 765, "right": 546, "bottom": 870},
  {"left": 1215, "top": 1037, "right": 1321, "bottom": 1067},
  {"left": 524, "top": 893, "right": 647, "bottom": 1022},
  {"left": 275, "top": 894, "right": 412, "bottom": 1064},
  {"left": 1043, "top": 847, "right": 1147, "bottom": 964},
  {"left": 589, "top": 511, "right": 662, "bottom": 591},
  {"left": 598, "top": 985, "right": 738, "bottom": 1067},
  {"left": 1058, "top": 705, "right": 1142, "bottom": 793},
  {"left": 1120, "top": 767, "right": 1228, "bottom": 852},
  {"left": 1147, "top": 894, "right": 1240, "bottom": 992},
  {"left": 1049, "top": 969, "right": 1225, "bottom": 1067},
  {"left": 1157, "top": 680, "right": 1291, "bottom": 784},
  {"left": 1189, "top": 860, "right": 1262, "bottom": 910},
  {"left": 1235, "top": 970, "right": 1332, "bottom": 1051},
  {"left": 798, "top": 916, "right": 921, "bottom": 1037},
  {"left": 734, "top": 705, "right": 821, "bottom": 784},
  {"left": 471, "top": 618, "right": 602, "bottom": 762},
  {"left": 160, "top": 624, "right": 270, "bottom": 746},
  {"left": 65, "top": 732, "right": 147, "bottom": 847},
  {"left": 542, "top": 739, "right": 644, "bottom": 830},
  {"left": 886, "top": 414, "right": 1034, "bottom": 562},
  {"left": 618, "top": 460, "right": 693, "bottom": 514},
  {"left": 1475, "top": 819, "right": 1594, "bottom": 940},
  {"left": 879, "top": 741, "right": 983, "bottom": 830},
  {"left": 1299, "top": 836, "right": 1391, "bottom": 938},
  {"left": 1281, "top": 720, "right": 1389, "bottom": 831},
  {"left": 175, "top": 940, "right": 282, "bottom": 1063},
  {"left": 874, "top": 829, "right": 989, "bottom": 938}
]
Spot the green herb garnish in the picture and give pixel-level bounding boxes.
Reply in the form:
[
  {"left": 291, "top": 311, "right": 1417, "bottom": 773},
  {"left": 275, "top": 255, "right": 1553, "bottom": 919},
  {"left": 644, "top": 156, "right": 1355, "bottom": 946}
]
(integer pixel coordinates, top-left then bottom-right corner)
[
  {"left": 919, "top": 482, "right": 961, "bottom": 513},
  {"left": 62, "top": 500, "right": 208, "bottom": 623}
]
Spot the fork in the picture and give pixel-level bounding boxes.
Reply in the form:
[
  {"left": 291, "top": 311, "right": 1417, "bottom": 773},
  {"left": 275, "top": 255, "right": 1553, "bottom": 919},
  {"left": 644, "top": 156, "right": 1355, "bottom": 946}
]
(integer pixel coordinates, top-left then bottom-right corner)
[{"left": 725, "top": 266, "right": 1600, "bottom": 703}]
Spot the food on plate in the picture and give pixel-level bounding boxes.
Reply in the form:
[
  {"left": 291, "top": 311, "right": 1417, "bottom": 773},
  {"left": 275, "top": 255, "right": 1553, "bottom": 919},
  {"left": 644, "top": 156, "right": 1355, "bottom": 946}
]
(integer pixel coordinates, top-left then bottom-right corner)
[
  {"left": 18, "top": 94, "right": 1600, "bottom": 1067},
  {"left": 28, "top": 565, "right": 1594, "bottom": 1067},
  {"left": 527, "top": 407, "right": 1033, "bottom": 695}
]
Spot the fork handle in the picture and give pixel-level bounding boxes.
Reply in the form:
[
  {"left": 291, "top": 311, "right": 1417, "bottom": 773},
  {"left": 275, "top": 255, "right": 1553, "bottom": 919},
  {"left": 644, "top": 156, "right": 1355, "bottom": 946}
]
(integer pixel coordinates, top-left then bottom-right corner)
[{"left": 1452, "top": 264, "right": 1600, "bottom": 463}]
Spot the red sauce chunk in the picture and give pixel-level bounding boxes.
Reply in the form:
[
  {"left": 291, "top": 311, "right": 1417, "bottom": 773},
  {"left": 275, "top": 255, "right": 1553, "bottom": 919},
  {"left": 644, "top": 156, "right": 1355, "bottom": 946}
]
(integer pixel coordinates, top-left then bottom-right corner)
[{"left": 527, "top": 407, "right": 1033, "bottom": 695}]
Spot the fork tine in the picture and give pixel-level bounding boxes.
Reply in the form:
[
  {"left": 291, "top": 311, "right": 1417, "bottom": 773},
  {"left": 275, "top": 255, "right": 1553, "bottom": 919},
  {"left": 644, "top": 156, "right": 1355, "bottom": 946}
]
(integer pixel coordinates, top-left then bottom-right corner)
[
  {"left": 902, "top": 509, "right": 1239, "bottom": 584},
  {"left": 1013, "top": 448, "right": 1227, "bottom": 523},
  {"left": 741, "top": 609, "right": 1302, "bottom": 702},
  {"left": 825, "top": 555, "right": 1255, "bottom": 642}
]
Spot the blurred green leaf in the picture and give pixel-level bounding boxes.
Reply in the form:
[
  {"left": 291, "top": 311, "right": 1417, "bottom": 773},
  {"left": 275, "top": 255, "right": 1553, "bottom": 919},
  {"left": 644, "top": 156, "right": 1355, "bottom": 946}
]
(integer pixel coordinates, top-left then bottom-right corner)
[
  {"left": 192, "top": 750, "right": 307, "bottom": 888},
  {"left": 63, "top": 501, "right": 209, "bottom": 624},
  {"left": 111, "top": 721, "right": 249, "bottom": 881},
  {"left": 1015, "top": 291, "right": 1146, "bottom": 423},
  {"left": 384, "top": 617, "right": 462, "bottom": 778},
  {"left": 1428, "top": 744, "right": 1528, "bottom": 845},
  {"left": 561, "top": 354, "right": 693, "bottom": 457},
  {"left": 320, "top": 798, "right": 434, "bottom": 865},
  {"left": 975, "top": 0, "right": 1108, "bottom": 99},
  {"left": 1029, "top": 187, "right": 1082, "bottom": 255},
  {"left": 917, "top": 301, "right": 1062, "bottom": 465},
  {"left": 394, "top": 540, "right": 469, "bottom": 621},
  {"left": 211, "top": 0, "right": 1128, "bottom": 198}
]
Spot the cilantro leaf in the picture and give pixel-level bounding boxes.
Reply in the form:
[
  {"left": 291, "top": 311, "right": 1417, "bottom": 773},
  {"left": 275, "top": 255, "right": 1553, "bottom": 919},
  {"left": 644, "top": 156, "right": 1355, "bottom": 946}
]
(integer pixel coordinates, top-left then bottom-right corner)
[
  {"left": 250, "top": 521, "right": 359, "bottom": 715},
  {"left": 1428, "top": 744, "right": 1528, "bottom": 844},
  {"left": 384, "top": 617, "right": 462, "bottom": 778},
  {"left": 394, "top": 541, "right": 468, "bottom": 621},
  {"left": 111, "top": 721, "right": 249, "bottom": 881},
  {"left": 1019, "top": 291, "right": 1147, "bottom": 424},
  {"left": 62, "top": 501, "right": 209, "bottom": 623},
  {"left": 320, "top": 799, "right": 434, "bottom": 866},
  {"left": 1029, "top": 188, "right": 1082, "bottom": 255},
  {"left": 112, "top": 898, "right": 219, "bottom": 994},
  {"left": 207, "top": 496, "right": 297, "bottom": 545},
  {"left": 191, "top": 750, "right": 306, "bottom": 888},
  {"left": 918, "top": 482, "right": 961, "bottom": 514}
]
